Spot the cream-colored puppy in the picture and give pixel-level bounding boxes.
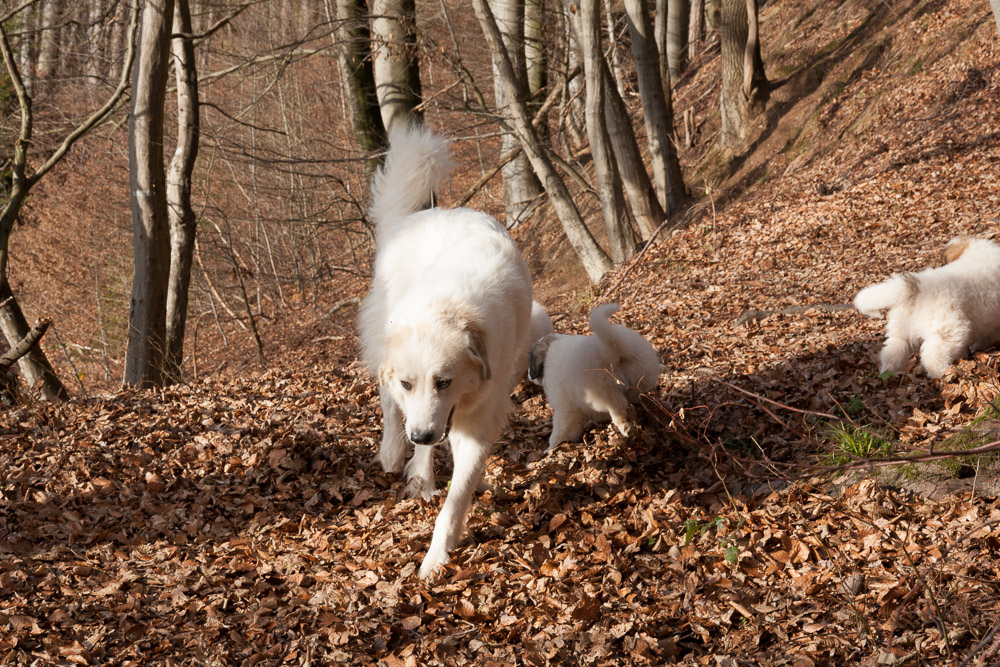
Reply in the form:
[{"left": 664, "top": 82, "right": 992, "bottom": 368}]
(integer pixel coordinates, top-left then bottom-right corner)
[
  {"left": 528, "top": 304, "right": 660, "bottom": 450},
  {"left": 854, "top": 235, "right": 1000, "bottom": 378},
  {"left": 359, "top": 125, "right": 533, "bottom": 578}
]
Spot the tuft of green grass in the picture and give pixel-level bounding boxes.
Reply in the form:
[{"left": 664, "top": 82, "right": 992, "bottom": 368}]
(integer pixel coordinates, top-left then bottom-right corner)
[{"left": 827, "top": 423, "right": 892, "bottom": 464}]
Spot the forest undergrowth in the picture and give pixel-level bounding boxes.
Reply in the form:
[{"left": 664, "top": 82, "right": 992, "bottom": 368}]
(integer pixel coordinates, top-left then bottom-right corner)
[{"left": 2, "top": 0, "right": 1000, "bottom": 664}]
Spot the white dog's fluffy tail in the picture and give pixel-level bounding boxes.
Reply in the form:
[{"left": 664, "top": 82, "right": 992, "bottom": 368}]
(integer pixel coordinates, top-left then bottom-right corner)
[
  {"left": 854, "top": 274, "right": 918, "bottom": 317},
  {"left": 368, "top": 124, "right": 453, "bottom": 241}
]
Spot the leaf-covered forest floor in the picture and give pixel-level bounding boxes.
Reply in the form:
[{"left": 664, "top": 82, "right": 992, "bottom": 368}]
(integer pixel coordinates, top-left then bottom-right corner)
[{"left": 4, "top": 0, "right": 1000, "bottom": 665}]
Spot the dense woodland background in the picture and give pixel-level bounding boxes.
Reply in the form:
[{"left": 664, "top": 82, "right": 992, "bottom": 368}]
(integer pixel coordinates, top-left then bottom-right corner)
[{"left": 1, "top": 0, "right": 1000, "bottom": 664}]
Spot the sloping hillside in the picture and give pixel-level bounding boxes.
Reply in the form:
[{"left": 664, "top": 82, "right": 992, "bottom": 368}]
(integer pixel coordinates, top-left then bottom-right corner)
[{"left": 2, "top": 0, "right": 1000, "bottom": 664}]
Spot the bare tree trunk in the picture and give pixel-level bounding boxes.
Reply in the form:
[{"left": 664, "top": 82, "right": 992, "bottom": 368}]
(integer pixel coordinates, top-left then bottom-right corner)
[
  {"left": 85, "top": 0, "right": 104, "bottom": 80},
  {"left": 719, "top": 0, "right": 745, "bottom": 146},
  {"left": 525, "top": 0, "right": 546, "bottom": 97},
  {"left": 0, "top": 282, "right": 67, "bottom": 400},
  {"left": 688, "top": 0, "right": 704, "bottom": 61},
  {"left": 624, "top": 0, "right": 686, "bottom": 218},
  {"left": 164, "top": 0, "right": 199, "bottom": 384},
  {"left": 579, "top": 0, "right": 635, "bottom": 264},
  {"left": 329, "top": 0, "right": 386, "bottom": 176},
  {"left": 654, "top": 0, "right": 668, "bottom": 89},
  {"left": 125, "top": 0, "right": 175, "bottom": 388},
  {"left": 719, "top": 0, "right": 765, "bottom": 147},
  {"left": 562, "top": 8, "right": 586, "bottom": 150},
  {"left": 743, "top": 0, "right": 765, "bottom": 99},
  {"left": 371, "top": 0, "right": 422, "bottom": 134},
  {"left": 36, "top": 0, "right": 60, "bottom": 82},
  {"left": 490, "top": 0, "right": 542, "bottom": 228},
  {"left": 472, "top": 0, "right": 612, "bottom": 283},
  {"left": 600, "top": 59, "right": 666, "bottom": 241},
  {"left": 566, "top": 0, "right": 666, "bottom": 240},
  {"left": 666, "top": 0, "right": 688, "bottom": 81},
  {"left": 992, "top": 0, "right": 1000, "bottom": 36},
  {"left": 17, "top": 4, "right": 37, "bottom": 96}
]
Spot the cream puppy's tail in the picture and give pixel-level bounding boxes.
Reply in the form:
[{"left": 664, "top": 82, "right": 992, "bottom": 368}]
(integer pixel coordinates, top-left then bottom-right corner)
[
  {"left": 589, "top": 303, "right": 628, "bottom": 353},
  {"left": 589, "top": 303, "right": 660, "bottom": 393},
  {"left": 368, "top": 124, "right": 454, "bottom": 241},
  {"left": 853, "top": 274, "right": 918, "bottom": 317}
]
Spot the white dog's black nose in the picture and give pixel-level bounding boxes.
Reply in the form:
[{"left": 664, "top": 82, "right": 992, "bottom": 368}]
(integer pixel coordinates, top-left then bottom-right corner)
[{"left": 409, "top": 429, "right": 436, "bottom": 444}]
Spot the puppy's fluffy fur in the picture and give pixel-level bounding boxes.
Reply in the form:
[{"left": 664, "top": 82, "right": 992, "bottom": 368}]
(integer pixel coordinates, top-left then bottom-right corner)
[
  {"left": 528, "top": 303, "right": 659, "bottom": 450},
  {"left": 854, "top": 235, "right": 1000, "bottom": 378},
  {"left": 359, "top": 125, "right": 533, "bottom": 578}
]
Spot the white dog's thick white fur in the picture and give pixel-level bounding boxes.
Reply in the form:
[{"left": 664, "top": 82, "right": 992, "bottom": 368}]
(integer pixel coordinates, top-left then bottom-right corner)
[
  {"left": 359, "top": 125, "right": 533, "bottom": 579},
  {"left": 529, "top": 300, "right": 554, "bottom": 345},
  {"left": 854, "top": 236, "right": 1000, "bottom": 378},
  {"left": 529, "top": 303, "right": 660, "bottom": 450}
]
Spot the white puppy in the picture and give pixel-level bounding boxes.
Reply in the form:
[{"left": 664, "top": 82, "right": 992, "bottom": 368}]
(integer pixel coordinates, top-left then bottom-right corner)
[
  {"left": 528, "top": 303, "right": 660, "bottom": 450},
  {"left": 854, "top": 235, "right": 1000, "bottom": 378},
  {"left": 358, "top": 125, "right": 533, "bottom": 579}
]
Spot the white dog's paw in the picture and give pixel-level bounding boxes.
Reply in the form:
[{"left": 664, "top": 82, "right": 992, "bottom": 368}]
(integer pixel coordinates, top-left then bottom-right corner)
[
  {"left": 613, "top": 418, "right": 634, "bottom": 438},
  {"left": 404, "top": 474, "right": 438, "bottom": 501},
  {"left": 419, "top": 545, "right": 451, "bottom": 580}
]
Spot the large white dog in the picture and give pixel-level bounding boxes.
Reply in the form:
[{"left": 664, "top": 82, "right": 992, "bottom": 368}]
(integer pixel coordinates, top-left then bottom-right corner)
[
  {"left": 854, "top": 235, "right": 1000, "bottom": 378},
  {"left": 358, "top": 125, "right": 533, "bottom": 579},
  {"left": 528, "top": 303, "right": 660, "bottom": 451}
]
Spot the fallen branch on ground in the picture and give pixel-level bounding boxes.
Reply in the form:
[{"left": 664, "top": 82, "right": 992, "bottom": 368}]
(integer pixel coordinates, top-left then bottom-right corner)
[{"left": 735, "top": 303, "right": 853, "bottom": 326}]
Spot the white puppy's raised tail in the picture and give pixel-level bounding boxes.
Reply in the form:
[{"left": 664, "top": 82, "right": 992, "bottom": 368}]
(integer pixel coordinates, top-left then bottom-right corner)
[
  {"left": 853, "top": 274, "right": 918, "bottom": 318},
  {"left": 368, "top": 125, "right": 454, "bottom": 243},
  {"left": 588, "top": 303, "right": 660, "bottom": 394}
]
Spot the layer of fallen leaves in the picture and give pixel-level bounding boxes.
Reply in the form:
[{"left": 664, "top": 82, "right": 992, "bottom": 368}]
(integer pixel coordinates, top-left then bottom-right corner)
[
  {"left": 1, "top": 369, "right": 999, "bottom": 666},
  {"left": 3, "top": 0, "right": 1000, "bottom": 665}
]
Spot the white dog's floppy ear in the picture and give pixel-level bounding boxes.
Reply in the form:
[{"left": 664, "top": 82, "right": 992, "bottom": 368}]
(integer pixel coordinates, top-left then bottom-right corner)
[
  {"left": 943, "top": 236, "right": 972, "bottom": 265},
  {"left": 465, "top": 323, "right": 491, "bottom": 381},
  {"left": 528, "top": 334, "right": 557, "bottom": 384},
  {"left": 378, "top": 363, "right": 394, "bottom": 386}
]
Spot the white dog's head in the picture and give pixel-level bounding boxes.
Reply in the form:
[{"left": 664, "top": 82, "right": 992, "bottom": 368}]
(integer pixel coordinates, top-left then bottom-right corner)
[{"left": 379, "top": 314, "right": 490, "bottom": 445}]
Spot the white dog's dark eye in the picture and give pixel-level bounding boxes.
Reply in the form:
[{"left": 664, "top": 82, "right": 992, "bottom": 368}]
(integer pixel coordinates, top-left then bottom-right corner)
[
  {"left": 435, "top": 379, "right": 451, "bottom": 391},
  {"left": 400, "top": 380, "right": 413, "bottom": 391}
]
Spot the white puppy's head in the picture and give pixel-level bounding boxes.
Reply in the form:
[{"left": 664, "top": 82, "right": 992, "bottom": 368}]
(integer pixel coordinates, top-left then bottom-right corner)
[
  {"left": 379, "top": 315, "right": 490, "bottom": 445},
  {"left": 527, "top": 333, "right": 558, "bottom": 386}
]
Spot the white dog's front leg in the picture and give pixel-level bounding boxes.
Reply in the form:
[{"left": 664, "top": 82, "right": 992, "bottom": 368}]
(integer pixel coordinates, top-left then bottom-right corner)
[
  {"left": 378, "top": 390, "right": 409, "bottom": 473},
  {"left": 879, "top": 336, "right": 915, "bottom": 374},
  {"left": 419, "top": 434, "right": 488, "bottom": 579},
  {"left": 404, "top": 444, "right": 438, "bottom": 500}
]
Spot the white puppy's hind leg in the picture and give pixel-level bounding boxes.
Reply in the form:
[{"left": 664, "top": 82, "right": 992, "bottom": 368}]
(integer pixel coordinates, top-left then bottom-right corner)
[
  {"left": 419, "top": 433, "right": 488, "bottom": 579},
  {"left": 597, "top": 388, "right": 633, "bottom": 438},
  {"left": 404, "top": 444, "right": 438, "bottom": 500},
  {"left": 879, "top": 337, "right": 915, "bottom": 374},
  {"left": 378, "top": 391, "right": 409, "bottom": 473}
]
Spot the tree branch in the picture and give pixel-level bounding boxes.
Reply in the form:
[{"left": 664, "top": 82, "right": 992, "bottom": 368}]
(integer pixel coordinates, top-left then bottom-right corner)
[
  {"left": 0, "top": 0, "right": 40, "bottom": 25},
  {"left": 27, "top": 0, "right": 141, "bottom": 188},
  {"left": 0, "top": 317, "right": 50, "bottom": 369}
]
